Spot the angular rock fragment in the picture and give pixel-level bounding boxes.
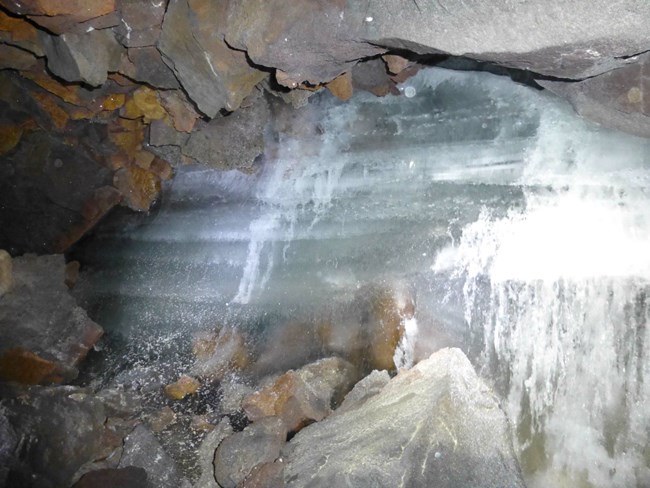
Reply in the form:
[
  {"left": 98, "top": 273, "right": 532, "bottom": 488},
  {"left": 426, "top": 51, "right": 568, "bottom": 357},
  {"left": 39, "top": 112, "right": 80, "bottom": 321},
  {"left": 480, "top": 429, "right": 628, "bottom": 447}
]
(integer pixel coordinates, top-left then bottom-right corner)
[
  {"left": 282, "top": 348, "right": 525, "bottom": 488},
  {"left": 0, "top": 254, "right": 103, "bottom": 384},
  {"left": 41, "top": 29, "right": 122, "bottom": 87},
  {"left": 214, "top": 416, "right": 287, "bottom": 488},
  {"left": 112, "top": 165, "right": 161, "bottom": 212},
  {"left": 164, "top": 375, "right": 201, "bottom": 400},
  {"left": 334, "top": 369, "right": 390, "bottom": 415},
  {"left": 243, "top": 357, "right": 357, "bottom": 433},
  {"left": 119, "top": 425, "right": 191, "bottom": 488},
  {"left": 158, "top": 0, "right": 266, "bottom": 117}
]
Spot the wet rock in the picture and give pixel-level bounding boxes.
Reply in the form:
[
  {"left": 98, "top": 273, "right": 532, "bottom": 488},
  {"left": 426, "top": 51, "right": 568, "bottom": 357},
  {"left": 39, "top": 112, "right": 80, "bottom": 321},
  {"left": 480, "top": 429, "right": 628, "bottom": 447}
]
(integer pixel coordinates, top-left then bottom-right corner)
[
  {"left": 540, "top": 53, "right": 650, "bottom": 138},
  {"left": 243, "top": 357, "right": 357, "bottom": 433},
  {"left": 96, "top": 387, "right": 141, "bottom": 418},
  {"left": 41, "top": 29, "right": 122, "bottom": 87},
  {"left": 238, "top": 461, "right": 285, "bottom": 488},
  {"left": 118, "top": 425, "right": 191, "bottom": 488},
  {"left": 0, "top": 249, "right": 12, "bottom": 296},
  {"left": 194, "top": 418, "right": 233, "bottom": 488},
  {"left": 334, "top": 369, "right": 390, "bottom": 415},
  {"left": 253, "top": 322, "right": 325, "bottom": 376},
  {"left": 2, "top": 385, "right": 107, "bottom": 487},
  {"left": 352, "top": 57, "right": 395, "bottom": 97},
  {"left": 190, "top": 415, "right": 215, "bottom": 433},
  {"left": 182, "top": 95, "right": 269, "bottom": 171},
  {"left": 214, "top": 416, "right": 287, "bottom": 488},
  {"left": 326, "top": 72, "right": 353, "bottom": 101},
  {"left": 72, "top": 467, "right": 148, "bottom": 488},
  {"left": 164, "top": 375, "right": 201, "bottom": 400},
  {"left": 120, "top": 47, "right": 180, "bottom": 90},
  {"left": 0, "top": 254, "right": 103, "bottom": 384},
  {"left": 158, "top": 0, "right": 266, "bottom": 117},
  {"left": 192, "top": 328, "right": 251, "bottom": 380},
  {"left": 282, "top": 348, "right": 525, "bottom": 488},
  {"left": 383, "top": 54, "right": 410, "bottom": 75}
]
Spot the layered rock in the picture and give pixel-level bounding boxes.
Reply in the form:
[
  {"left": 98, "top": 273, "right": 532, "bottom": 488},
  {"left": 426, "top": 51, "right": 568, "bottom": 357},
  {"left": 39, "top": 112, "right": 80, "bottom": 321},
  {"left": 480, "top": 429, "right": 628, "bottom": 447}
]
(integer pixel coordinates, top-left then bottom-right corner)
[{"left": 281, "top": 348, "right": 525, "bottom": 487}]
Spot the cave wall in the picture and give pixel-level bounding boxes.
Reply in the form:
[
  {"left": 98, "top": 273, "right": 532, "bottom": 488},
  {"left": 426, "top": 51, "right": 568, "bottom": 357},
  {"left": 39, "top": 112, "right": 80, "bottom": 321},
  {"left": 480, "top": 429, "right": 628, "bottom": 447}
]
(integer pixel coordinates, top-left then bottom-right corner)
[{"left": 0, "top": 0, "right": 649, "bottom": 253}]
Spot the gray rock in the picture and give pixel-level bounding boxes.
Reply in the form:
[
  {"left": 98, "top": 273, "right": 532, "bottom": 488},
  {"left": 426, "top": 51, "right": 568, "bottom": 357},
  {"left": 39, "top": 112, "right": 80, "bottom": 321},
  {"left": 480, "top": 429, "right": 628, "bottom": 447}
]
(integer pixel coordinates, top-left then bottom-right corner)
[
  {"left": 225, "top": 0, "right": 650, "bottom": 82},
  {"left": 334, "top": 369, "right": 390, "bottom": 415},
  {"left": 282, "top": 348, "right": 525, "bottom": 488},
  {"left": 539, "top": 53, "right": 650, "bottom": 138},
  {"left": 0, "top": 254, "right": 103, "bottom": 383},
  {"left": 182, "top": 96, "right": 269, "bottom": 171},
  {"left": 1, "top": 385, "right": 106, "bottom": 488},
  {"left": 214, "top": 416, "right": 287, "bottom": 488},
  {"left": 119, "top": 425, "right": 191, "bottom": 488},
  {"left": 96, "top": 387, "right": 141, "bottom": 418},
  {"left": 194, "top": 418, "right": 233, "bottom": 488},
  {"left": 72, "top": 467, "right": 148, "bottom": 488},
  {"left": 41, "top": 29, "right": 122, "bottom": 87},
  {"left": 0, "top": 410, "right": 17, "bottom": 487},
  {"left": 220, "top": 381, "right": 254, "bottom": 414}
]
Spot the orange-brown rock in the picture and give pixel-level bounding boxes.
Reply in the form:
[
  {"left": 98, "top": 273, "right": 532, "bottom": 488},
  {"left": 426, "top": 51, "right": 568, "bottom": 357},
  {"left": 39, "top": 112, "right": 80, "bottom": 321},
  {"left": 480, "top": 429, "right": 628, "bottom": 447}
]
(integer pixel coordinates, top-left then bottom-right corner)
[
  {"left": 113, "top": 165, "right": 161, "bottom": 212},
  {"left": 31, "top": 91, "right": 69, "bottom": 130},
  {"left": 164, "top": 375, "right": 201, "bottom": 400},
  {"left": 191, "top": 328, "right": 251, "bottom": 379},
  {"left": 366, "top": 289, "right": 407, "bottom": 371},
  {"left": 326, "top": 72, "right": 353, "bottom": 101},
  {"left": 0, "top": 9, "right": 43, "bottom": 55},
  {"left": 0, "top": 249, "right": 12, "bottom": 296},
  {"left": 148, "top": 405, "right": 177, "bottom": 432},
  {"left": 382, "top": 54, "right": 410, "bottom": 75},
  {"left": 0, "top": 348, "right": 65, "bottom": 384},
  {"left": 0, "top": 0, "right": 117, "bottom": 34},
  {"left": 159, "top": 91, "right": 200, "bottom": 133},
  {"left": 149, "top": 157, "right": 174, "bottom": 180},
  {"left": 0, "top": 124, "right": 22, "bottom": 155},
  {"left": 238, "top": 462, "right": 284, "bottom": 488},
  {"left": 242, "top": 357, "right": 357, "bottom": 433}
]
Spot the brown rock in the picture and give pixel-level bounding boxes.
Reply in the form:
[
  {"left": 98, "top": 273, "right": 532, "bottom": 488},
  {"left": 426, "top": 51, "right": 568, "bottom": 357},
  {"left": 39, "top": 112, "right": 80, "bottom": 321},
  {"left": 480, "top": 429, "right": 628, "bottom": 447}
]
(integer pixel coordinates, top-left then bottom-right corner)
[
  {"left": 0, "top": 250, "right": 12, "bottom": 297},
  {"left": 191, "top": 328, "right": 250, "bottom": 379},
  {"left": 147, "top": 406, "right": 176, "bottom": 432},
  {"left": 243, "top": 357, "right": 357, "bottom": 433},
  {"left": 164, "top": 375, "right": 200, "bottom": 400},
  {"left": 190, "top": 415, "right": 214, "bottom": 433},
  {"left": 149, "top": 157, "right": 173, "bottom": 181},
  {"left": 159, "top": 90, "right": 200, "bottom": 133},
  {"left": 0, "top": 124, "right": 22, "bottom": 156},
  {"left": 0, "top": 9, "right": 43, "bottom": 55},
  {"left": 238, "top": 461, "right": 284, "bottom": 488},
  {"left": 326, "top": 72, "right": 353, "bottom": 101},
  {"left": 1, "top": 0, "right": 117, "bottom": 34},
  {"left": 64, "top": 260, "right": 80, "bottom": 289},
  {"left": 113, "top": 165, "right": 161, "bottom": 212},
  {"left": 383, "top": 54, "right": 411, "bottom": 75},
  {"left": 0, "top": 347, "right": 65, "bottom": 384}
]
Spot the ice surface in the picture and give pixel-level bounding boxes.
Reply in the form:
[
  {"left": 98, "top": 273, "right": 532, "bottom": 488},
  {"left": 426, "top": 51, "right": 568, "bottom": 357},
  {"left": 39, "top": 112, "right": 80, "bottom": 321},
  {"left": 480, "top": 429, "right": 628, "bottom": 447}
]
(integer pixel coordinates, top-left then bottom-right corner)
[{"left": 74, "top": 67, "right": 650, "bottom": 487}]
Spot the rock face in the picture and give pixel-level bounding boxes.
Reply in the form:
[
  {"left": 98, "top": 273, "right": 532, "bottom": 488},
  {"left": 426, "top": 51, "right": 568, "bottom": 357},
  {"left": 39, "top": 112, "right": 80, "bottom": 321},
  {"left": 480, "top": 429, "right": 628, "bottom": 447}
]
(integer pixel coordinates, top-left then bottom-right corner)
[
  {"left": 0, "top": 254, "right": 103, "bottom": 384},
  {"left": 282, "top": 348, "right": 525, "bottom": 488},
  {"left": 242, "top": 357, "right": 358, "bottom": 433},
  {"left": 194, "top": 418, "right": 233, "bottom": 488}
]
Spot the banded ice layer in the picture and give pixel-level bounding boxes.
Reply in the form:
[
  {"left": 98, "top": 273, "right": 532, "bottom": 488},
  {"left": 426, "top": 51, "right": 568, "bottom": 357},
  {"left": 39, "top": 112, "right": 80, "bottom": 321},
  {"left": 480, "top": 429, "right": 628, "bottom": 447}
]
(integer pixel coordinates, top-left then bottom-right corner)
[{"left": 75, "top": 67, "right": 650, "bottom": 487}]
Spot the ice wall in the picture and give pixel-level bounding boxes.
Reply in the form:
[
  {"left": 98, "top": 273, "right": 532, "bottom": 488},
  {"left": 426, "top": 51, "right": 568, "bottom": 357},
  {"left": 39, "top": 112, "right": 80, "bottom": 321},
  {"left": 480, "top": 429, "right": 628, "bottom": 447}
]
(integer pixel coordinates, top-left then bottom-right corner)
[{"left": 74, "top": 67, "right": 650, "bottom": 486}]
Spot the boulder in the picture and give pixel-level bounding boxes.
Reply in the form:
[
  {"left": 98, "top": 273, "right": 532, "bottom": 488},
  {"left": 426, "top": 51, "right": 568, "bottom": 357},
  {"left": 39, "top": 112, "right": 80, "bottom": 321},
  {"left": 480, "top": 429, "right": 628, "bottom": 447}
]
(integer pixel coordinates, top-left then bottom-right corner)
[
  {"left": 1, "top": 385, "right": 107, "bottom": 487},
  {"left": 214, "top": 416, "right": 287, "bottom": 488},
  {"left": 334, "top": 369, "right": 390, "bottom": 415},
  {"left": 239, "top": 461, "right": 285, "bottom": 488},
  {"left": 281, "top": 348, "right": 525, "bottom": 488},
  {"left": 0, "top": 254, "right": 103, "bottom": 384},
  {"left": 194, "top": 418, "right": 233, "bottom": 488},
  {"left": 118, "top": 425, "right": 191, "bottom": 488},
  {"left": 242, "top": 357, "right": 357, "bottom": 433}
]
